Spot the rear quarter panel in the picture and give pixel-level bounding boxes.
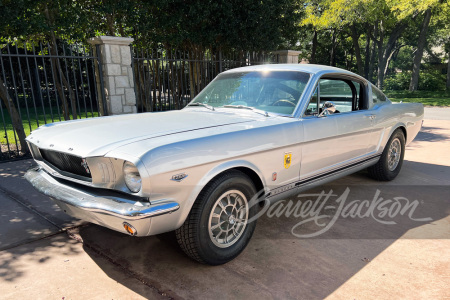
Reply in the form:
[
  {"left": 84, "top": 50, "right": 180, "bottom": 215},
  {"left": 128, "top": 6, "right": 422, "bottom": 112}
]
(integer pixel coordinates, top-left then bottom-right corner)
[{"left": 372, "top": 102, "right": 423, "bottom": 154}]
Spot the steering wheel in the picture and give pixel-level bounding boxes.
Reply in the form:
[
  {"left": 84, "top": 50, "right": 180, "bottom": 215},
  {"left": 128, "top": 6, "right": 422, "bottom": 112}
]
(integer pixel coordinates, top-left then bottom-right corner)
[{"left": 272, "top": 99, "right": 296, "bottom": 107}]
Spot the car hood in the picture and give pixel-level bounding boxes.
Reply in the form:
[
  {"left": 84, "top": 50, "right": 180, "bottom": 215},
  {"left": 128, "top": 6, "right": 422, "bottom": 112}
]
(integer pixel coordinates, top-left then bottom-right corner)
[{"left": 26, "top": 110, "right": 257, "bottom": 157}]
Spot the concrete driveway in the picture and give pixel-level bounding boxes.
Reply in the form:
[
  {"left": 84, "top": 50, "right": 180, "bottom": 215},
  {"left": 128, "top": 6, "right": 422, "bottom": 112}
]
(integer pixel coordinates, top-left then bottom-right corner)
[{"left": 1, "top": 108, "right": 449, "bottom": 299}]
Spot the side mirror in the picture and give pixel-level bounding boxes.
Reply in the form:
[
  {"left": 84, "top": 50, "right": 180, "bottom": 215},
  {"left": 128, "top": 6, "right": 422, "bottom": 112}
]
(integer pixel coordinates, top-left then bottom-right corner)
[{"left": 318, "top": 101, "right": 336, "bottom": 117}]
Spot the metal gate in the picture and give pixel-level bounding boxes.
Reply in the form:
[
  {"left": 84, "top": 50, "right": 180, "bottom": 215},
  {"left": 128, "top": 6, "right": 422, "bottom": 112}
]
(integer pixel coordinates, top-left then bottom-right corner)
[
  {"left": 132, "top": 49, "right": 278, "bottom": 112},
  {"left": 0, "top": 42, "right": 106, "bottom": 162}
]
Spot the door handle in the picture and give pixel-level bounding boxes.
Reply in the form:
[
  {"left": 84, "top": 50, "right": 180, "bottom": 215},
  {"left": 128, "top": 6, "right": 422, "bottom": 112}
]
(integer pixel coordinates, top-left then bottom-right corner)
[{"left": 365, "top": 114, "right": 376, "bottom": 120}]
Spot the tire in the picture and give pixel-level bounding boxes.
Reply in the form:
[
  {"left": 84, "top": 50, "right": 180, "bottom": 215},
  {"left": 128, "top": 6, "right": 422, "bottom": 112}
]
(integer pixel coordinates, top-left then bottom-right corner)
[
  {"left": 368, "top": 128, "right": 405, "bottom": 181},
  {"left": 175, "top": 170, "right": 258, "bottom": 265}
]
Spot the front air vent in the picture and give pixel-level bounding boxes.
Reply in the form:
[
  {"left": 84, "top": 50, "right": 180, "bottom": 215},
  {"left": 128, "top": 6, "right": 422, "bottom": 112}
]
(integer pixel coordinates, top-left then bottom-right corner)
[{"left": 39, "top": 148, "right": 92, "bottom": 179}]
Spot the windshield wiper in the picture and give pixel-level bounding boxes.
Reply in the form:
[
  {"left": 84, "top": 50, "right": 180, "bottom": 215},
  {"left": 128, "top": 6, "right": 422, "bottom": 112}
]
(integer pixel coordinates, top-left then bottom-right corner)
[
  {"left": 187, "top": 102, "right": 215, "bottom": 111},
  {"left": 222, "top": 105, "right": 269, "bottom": 117}
]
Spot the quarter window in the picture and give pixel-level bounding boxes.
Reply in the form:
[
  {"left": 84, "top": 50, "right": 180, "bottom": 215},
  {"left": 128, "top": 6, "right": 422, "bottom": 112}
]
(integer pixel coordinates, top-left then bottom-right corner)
[{"left": 372, "top": 84, "right": 387, "bottom": 103}]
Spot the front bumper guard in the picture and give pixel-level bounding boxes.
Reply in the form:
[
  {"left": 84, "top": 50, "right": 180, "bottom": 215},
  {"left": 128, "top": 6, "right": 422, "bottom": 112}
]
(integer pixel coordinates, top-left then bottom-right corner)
[{"left": 25, "top": 167, "right": 180, "bottom": 236}]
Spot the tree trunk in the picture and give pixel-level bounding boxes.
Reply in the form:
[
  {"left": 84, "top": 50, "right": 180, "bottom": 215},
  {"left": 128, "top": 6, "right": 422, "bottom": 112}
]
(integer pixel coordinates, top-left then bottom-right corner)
[
  {"left": 311, "top": 30, "right": 317, "bottom": 64},
  {"left": 369, "top": 23, "right": 378, "bottom": 83},
  {"left": 350, "top": 24, "right": 363, "bottom": 75},
  {"left": 376, "top": 21, "right": 385, "bottom": 88},
  {"left": 0, "top": 77, "right": 28, "bottom": 153},
  {"left": 330, "top": 30, "right": 337, "bottom": 66},
  {"left": 106, "top": 14, "right": 115, "bottom": 36},
  {"left": 377, "top": 20, "right": 408, "bottom": 88},
  {"left": 44, "top": 6, "right": 73, "bottom": 120},
  {"left": 409, "top": 9, "right": 432, "bottom": 91},
  {"left": 364, "top": 25, "right": 371, "bottom": 79},
  {"left": 48, "top": 37, "right": 71, "bottom": 120}
]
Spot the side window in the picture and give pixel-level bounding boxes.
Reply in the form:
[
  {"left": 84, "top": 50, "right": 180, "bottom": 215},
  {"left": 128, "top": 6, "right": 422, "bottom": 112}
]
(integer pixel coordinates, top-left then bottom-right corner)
[
  {"left": 372, "top": 84, "right": 387, "bottom": 103},
  {"left": 319, "top": 79, "right": 353, "bottom": 113},
  {"left": 304, "top": 86, "right": 318, "bottom": 116}
]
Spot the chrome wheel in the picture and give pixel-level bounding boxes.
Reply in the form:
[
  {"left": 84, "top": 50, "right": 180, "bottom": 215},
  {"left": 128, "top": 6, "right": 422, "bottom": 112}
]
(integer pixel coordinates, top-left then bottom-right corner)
[
  {"left": 388, "top": 138, "right": 401, "bottom": 171},
  {"left": 208, "top": 190, "right": 248, "bottom": 248}
]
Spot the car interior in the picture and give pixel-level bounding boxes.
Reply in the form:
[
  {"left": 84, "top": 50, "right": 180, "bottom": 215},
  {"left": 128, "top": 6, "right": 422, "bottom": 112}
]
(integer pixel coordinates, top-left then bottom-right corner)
[{"left": 304, "top": 77, "right": 367, "bottom": 116}]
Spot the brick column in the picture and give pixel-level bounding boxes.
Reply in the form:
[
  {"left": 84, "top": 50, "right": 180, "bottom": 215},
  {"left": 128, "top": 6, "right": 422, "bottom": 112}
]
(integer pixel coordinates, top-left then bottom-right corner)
[
  {"left": 273, "top": 50, "right": 302, "bottom": 64},
  {"left": 88, "top": 36, "right": 136, "bottom": 115}
]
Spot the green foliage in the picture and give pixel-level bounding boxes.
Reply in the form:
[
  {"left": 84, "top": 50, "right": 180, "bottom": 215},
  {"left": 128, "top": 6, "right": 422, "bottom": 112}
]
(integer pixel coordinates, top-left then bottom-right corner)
[
  {"left": 384, "top": 72, "right": 411, "bottom": 90},
  {"left": 385, "top": 69, "right": 447, "bottom": 91},
  {"left": 0, "top": 0, "right": 302, "bottom": 51},
  {"left": 385, "top": 90, "right": 450, "bottom": 106}
]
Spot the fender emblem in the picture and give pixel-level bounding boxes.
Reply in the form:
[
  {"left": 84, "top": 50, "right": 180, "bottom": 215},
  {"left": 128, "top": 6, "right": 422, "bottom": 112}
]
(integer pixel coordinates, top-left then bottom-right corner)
[{"left": 171, "top": 173, "right": 188, "bottom": 182}]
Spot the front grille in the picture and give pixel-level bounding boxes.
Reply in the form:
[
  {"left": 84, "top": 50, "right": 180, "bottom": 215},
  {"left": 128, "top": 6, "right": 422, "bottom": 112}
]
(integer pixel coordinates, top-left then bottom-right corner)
[{"left": 39, "top": 148, "right": 91, "bottom": 179}]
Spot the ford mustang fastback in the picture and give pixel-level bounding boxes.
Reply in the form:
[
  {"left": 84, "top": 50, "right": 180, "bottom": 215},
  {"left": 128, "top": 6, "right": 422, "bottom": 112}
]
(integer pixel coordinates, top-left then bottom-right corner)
[{"left": 25, "top": 64, "right": 423, "bottom": 265}]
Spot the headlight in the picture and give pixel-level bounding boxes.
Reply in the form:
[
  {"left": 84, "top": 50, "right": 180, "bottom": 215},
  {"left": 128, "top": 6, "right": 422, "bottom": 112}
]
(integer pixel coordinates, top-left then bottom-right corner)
[{"left": 123, "top": 161, "right": 142, "bottom": 193}]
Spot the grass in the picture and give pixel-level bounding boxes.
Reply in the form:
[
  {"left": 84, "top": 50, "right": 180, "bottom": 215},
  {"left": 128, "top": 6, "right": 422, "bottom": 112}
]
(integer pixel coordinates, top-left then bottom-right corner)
[
  {"left": 0, "top": 106, "right": 99, "bottom": 145},
  {"left": 385, "top": 90, "right": 450, "bottom": 107}
]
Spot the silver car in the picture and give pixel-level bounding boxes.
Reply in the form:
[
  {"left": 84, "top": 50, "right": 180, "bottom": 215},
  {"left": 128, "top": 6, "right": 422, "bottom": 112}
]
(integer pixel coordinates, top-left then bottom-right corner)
[{"left": 25, "top": 64, "right": 423, "bottom": 265}]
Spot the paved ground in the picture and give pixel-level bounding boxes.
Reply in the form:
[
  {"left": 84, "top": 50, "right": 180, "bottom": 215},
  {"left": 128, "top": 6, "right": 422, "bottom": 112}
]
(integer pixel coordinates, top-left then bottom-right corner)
[{"left": 0, "top": 108, "right": 449, "bottom": 299}]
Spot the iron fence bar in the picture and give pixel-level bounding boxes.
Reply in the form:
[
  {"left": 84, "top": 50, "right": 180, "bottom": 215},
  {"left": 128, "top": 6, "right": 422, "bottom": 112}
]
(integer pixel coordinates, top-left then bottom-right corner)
[
  {"left": 136, "top": 50, "right": 142, "bottom": 112},
  {"left": 130, "top": 47, "right": 138, "bottom": 114},
  {"left": 69, "top": 46, "right": 81, "bottom": 119},
  {"left": 142, "top": 49, "right": 150, "bottom": 111},
  {"left": 39, "top": 42, "right": 54, "bottom": 123},
  {"left": 47, "top": 42, "right": 63, "bottom": 122},
  {"left": 83, "top": 46, "right": 95, "bottom": 118},
  {"left": 182, "top": 50, "right": 188, "bottom": 105},
  {"left": 157, "top": 50, "right": 162, "bottom": 111},
  {"left": 14, "top": 44, "right": 32, "bottom": 133},
  {"left": 76, "top": 48, "right": 88, "bottom": 118},
  {"left": 5, "top": 45, "right": 24, "bottom": 150},
  {"left": 62, "top": 45, "right": 76, "bottom": 119},
  {"left": 24, "top": 45, "right": 41, "bottom": 127},
  {"left": 0, "top": 53, "right": 12, "bottom": 158},
  {"left": 90, "top": 47, "right": 100, "bottom": 116},
  {"left": 165, "top": 50, "right": 170, "bottom": 110},
  {"left": 32, "top": 43, "right": 47, "bottom": 124},
  {"left": 95, "top": 44, "right": 108, "bottom": 116},
  {"left": 68, "top": 46, "right": 82, "bottom": 119}
]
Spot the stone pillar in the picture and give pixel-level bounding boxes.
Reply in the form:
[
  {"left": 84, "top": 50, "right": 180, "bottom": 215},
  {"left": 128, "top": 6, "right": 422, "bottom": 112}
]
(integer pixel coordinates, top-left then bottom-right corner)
[
  {"left": 273, "top": 50, "right": 302, "bottom": 64},
  {"left": 88, "top": 36, "right": 137, "bottom": 115}
]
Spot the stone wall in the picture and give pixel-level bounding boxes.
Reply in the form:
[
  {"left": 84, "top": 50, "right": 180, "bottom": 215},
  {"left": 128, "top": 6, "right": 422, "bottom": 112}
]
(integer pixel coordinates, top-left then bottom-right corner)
[{"left": 88, "top": 36, "right": 136, "bottom": 115}]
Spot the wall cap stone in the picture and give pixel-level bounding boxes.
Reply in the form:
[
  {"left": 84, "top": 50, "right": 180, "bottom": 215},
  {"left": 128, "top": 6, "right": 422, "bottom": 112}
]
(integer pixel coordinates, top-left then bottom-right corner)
[
  {"left": 88, "top": 36, "right": 134, "bottom": 46},
  {"left": 272, "top": 50, "right": 302, "bottom": 56}
]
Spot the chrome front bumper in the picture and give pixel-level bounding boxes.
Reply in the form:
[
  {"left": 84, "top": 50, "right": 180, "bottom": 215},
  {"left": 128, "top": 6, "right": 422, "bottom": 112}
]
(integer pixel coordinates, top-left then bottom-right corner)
[{"left": 25, "top": 167, "right": 180, "bottom": 236}]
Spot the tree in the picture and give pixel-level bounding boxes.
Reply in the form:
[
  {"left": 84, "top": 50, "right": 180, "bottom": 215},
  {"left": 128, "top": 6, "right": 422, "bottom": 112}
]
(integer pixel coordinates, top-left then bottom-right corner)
[{"left": 409, "top": 9, "right": 432, "bottom": 91}]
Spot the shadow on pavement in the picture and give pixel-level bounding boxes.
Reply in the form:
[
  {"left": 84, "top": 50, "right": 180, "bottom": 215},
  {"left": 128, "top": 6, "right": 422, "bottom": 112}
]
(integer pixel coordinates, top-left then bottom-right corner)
[
  {"left": 78, "top": 168, "right": 449, "bottom": 299},
  {"left": 0, "top": 233, "right": 81, "bottom": 283}
]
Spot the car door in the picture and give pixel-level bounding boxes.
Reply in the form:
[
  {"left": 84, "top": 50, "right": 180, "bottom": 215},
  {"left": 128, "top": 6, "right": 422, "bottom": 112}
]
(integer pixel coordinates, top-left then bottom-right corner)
[
  {"left": 300, "top": 85, "right": 340, "bottom": 179},
  {"left": 319, "top": 78, "right": 374, "bottom": 166},
  {"left": 299, "top": 76, "right": 373, "bottom": 180}
]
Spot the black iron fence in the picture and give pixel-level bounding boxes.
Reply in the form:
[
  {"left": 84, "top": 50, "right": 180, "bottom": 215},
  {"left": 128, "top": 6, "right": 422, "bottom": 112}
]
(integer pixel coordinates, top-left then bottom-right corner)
[
  {"left": 133, "top": 49, "right": 278, "bottom": 112},
  {"left": 0, "top": 42, "right": 105, "bottom": 161},
  {"left": 1, "top": 42, "right": 279, "bottom": 162}
]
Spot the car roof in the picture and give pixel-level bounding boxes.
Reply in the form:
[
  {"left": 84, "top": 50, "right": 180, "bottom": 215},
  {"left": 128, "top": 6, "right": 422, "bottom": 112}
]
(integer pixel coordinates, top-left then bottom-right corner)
[{"left": 223, "top": 64, "right": 362, "bottom": 78}]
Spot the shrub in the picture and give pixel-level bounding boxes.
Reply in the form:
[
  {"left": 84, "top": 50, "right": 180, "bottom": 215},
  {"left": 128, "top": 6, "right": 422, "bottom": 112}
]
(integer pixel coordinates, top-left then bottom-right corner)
[
  {"left": 384, "top": 69, "right": 446, "bottom": 91},
  {"left": 384, "top": 72, "right": 411, "bottom": 90}
]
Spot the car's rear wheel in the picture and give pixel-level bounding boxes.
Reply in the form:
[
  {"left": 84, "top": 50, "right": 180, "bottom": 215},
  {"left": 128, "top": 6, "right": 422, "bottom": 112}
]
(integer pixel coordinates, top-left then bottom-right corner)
[
  {"left": 175, "top": 170, "right": 258, "bottom": 265},
  {"left": 368, "top": 128, "right": 405, "bottom": 181}
]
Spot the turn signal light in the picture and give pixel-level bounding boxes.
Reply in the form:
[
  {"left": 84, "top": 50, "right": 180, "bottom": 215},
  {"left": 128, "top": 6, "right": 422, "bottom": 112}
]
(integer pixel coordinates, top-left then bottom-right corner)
[{"left": 123, "top": 222, "right": 137, "bottom": 236}]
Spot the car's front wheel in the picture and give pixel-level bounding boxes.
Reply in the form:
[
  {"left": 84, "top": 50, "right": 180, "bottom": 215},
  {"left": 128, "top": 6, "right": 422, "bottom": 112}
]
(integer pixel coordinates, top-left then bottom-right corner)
[
  {"left": 176, "top": 170, "right": 258, "bottom": 265},
  {"left": 368, "top": 128, "right": 405, "bottom": 181}
]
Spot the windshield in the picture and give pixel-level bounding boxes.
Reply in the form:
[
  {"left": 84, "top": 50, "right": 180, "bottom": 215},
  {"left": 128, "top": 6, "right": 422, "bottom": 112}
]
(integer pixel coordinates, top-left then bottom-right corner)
[{"left": 190, "top": 71, "right": 311, "bottom": 115}]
